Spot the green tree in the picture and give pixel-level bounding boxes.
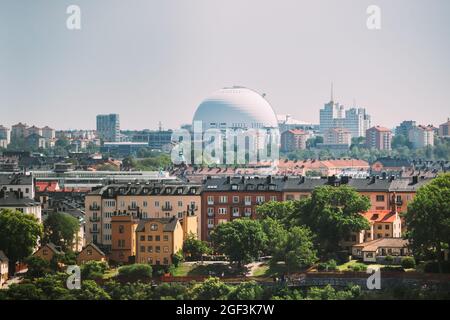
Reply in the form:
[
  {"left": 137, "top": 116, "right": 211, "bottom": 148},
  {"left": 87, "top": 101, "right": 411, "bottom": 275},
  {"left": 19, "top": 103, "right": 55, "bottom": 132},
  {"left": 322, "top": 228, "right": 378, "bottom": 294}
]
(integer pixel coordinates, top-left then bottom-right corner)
[
  {"left": 260, "top": 218, "right": 288, "bottom": 256},
  {"left": 273, "top": 226, "right": 317, "bottom": 272},
  {"left": 74, "top": 280, "right": 111, "bottom": 300},
  {"left": 292, "top": 186, "right": 371, "bottom": 256},
  {"left": 80, "top": 260, "right": 109, "bottom": 280},
  {"left": 172, "top": 250, "right": 184, "bottom": 267},
  {"left": 256, "top": 201, "right": 296, "bottom": 226},
  {"left": 190, "top": 277, "right": 231, "bottom": 300},
  {"left": 404, "top": 173, "right": 450, "bottom": 273},
  {"left": 182, "top": 233, "right": 211, "bottom": 260},
  {"left": 3, "top": 283, "right": 44, "bottom": 300},
  {"left": 210, "top": 219, "right": 267, "bottom": 266},
  {"left": 25, "top": 256, "right": 52, "bottom": 278},
  {"left": 0, "top": 209, "right": 43, "bottom": 274},
  {"left": 228, "top": 281, "right": 263, "bottom": 300},
  {"left": 43, "top": 212, "right": 80, "bottom": 251},
  {"left": 118, "top": 264, "right": 153, "bottom": 280}
]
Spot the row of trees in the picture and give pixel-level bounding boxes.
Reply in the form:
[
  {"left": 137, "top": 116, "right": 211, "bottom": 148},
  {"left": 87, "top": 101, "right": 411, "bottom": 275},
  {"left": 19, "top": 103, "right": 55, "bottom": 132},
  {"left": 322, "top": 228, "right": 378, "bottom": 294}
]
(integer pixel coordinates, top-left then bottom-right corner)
[
  {"left": 285, "top": 136, "right": 450, "bottom": 162},
  {"left": 0, "top": 209, "right": 80, "bottom": 275}
]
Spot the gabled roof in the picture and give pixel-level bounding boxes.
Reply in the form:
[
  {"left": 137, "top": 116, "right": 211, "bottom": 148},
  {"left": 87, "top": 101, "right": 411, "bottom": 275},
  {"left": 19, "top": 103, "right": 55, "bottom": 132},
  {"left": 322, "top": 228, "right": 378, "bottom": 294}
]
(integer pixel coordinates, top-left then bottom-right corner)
[
  {"left": 0, "top": 250, "right": 8, "bottom": 263},
  {"left": 82, "top": 243, "right": 106, "bottom": 256},
  {"left": 373, "top": 158, "right": 411, "bottom": 168},
  {"left": 45, "top": 243, "right": 64, "bottom": 255}
]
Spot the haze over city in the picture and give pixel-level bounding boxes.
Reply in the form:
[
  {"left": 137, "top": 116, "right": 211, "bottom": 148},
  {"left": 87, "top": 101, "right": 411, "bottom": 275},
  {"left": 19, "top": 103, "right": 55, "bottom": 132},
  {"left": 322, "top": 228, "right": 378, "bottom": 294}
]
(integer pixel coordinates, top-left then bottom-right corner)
[{"left": 1, "top": 0, "right": 449, "bottom": 130}]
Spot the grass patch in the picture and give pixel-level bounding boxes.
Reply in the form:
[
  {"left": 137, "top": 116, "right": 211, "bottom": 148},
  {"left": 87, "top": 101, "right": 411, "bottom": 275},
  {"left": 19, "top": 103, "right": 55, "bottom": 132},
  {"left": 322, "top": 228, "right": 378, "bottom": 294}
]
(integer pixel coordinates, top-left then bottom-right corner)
[
  {"left": 252, "top": 265, "right": 270, "bottom": 277},
  {"left": 171, "top": 263, "right": 247, "bottom": 277}
]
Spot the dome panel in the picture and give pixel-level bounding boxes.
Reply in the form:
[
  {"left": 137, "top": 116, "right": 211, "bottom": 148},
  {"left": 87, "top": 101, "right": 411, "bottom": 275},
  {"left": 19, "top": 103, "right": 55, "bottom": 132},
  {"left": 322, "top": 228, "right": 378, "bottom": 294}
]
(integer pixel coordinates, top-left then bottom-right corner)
[{"left": 193, "top": 87, "right": 279, "bottom": 130}]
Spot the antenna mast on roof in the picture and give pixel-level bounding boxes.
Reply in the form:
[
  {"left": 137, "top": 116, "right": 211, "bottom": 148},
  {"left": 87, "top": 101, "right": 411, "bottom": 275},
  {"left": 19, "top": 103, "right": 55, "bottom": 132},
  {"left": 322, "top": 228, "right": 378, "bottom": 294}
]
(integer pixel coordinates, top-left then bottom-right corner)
[{"left": 330, "top": 82, "right": 334, "bottom": 103}]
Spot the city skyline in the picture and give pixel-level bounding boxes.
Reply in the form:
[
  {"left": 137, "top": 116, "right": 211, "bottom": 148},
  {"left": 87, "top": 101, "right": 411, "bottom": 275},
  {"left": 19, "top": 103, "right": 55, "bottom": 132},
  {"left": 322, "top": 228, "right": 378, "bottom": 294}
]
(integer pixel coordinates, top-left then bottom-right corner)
[{"left": 1, "top": 0, "right": 450, "bottom": 130}]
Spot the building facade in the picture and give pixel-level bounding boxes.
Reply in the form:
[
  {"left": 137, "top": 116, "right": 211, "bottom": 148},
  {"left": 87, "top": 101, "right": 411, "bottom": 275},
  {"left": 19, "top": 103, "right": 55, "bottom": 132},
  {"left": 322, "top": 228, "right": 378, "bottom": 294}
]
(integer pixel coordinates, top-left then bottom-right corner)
[
  {"left": 323, "top": 128, "right": 352, "bottom": 146},
  {"left": 408, "top": 125, "right": 434, "bottom": 148},
  {"left": 96, "top": 114, "right": 120, "bottom": 142},
  {"left": 280, "top": 129, "right": 309, "bottom": 152},
  {"left": 201, "top": 176, "right": 284, "bottom": 241},
  {"left": 439, "top": 118, "right": 450, "bottom": 138},
  {"left": 84, "top": 183, "right": 201, "bottom": 251},
  {"left": 366, "top": 126, "right": 392, "bottom": 151}
]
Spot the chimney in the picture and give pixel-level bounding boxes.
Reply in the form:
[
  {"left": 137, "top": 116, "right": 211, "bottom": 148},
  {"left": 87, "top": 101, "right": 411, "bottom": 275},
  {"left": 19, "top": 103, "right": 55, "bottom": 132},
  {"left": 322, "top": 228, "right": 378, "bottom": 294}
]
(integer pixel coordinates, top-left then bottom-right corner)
[{"left": 412, "top": 176, "right": 418, "bottom": 185}]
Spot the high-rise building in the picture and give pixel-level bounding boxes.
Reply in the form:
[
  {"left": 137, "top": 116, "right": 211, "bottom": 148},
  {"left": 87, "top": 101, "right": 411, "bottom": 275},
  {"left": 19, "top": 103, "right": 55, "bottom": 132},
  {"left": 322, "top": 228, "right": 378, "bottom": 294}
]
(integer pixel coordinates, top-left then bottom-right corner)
[
  {"left": 366, "top": 126, "right": 392, "bottom": 151},
  {"left": 42, "top": 126, "right": 56, "bottom": 140},
  {"left": 11, "top": 122, "right": 28, "bottom": 141},
  {"left": 319, "top": 86, "right": 371, "bottom": 138},
  {"left": 408, "top": 125, "right": 434, "bottom": 148},
  {"left": 0, "top": 126, "right": 10, "bottom": 148},
  {"left": 280, "top": 129, "right": 309, "bottom": 152},
  {"left": 96, "top": 114, "right": 120, "bottom": 142},
  {"left": 439, "top": 118, "right": 450, "bottom": 138},
  {"left": 395, "top": 120, "right": 417, "bottom": 137}
]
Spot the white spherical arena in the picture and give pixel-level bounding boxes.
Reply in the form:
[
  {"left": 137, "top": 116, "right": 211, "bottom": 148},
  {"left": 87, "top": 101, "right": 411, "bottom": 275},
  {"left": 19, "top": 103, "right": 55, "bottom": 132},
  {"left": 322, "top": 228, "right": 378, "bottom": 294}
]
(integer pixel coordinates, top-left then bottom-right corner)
[{"left": 192, "top": 86, "right": 279, "bottom": 131}]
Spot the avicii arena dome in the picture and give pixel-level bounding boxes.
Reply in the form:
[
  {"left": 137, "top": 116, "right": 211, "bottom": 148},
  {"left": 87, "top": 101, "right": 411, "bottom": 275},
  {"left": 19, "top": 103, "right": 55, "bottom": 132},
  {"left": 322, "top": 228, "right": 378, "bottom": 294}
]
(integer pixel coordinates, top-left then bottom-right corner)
[{"left": 192, "top": 86, "right": 279, "bottom": 131}]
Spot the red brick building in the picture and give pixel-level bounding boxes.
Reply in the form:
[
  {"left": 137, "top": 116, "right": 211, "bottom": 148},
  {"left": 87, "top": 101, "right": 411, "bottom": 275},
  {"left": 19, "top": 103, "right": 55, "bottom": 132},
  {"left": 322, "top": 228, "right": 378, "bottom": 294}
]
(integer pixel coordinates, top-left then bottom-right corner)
[{"left": 201, "top": 176, "right": 284, "bottom": 241}]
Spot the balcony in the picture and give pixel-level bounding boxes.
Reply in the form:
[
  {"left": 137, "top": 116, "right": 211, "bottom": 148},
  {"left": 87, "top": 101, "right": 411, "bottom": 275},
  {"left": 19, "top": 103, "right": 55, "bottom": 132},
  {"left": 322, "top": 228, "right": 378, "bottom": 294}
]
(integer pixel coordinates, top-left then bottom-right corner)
[
  {"left": 208, "top": 224, "right": 215, "bottom": 229},
  {"left": 162, "top": 205, "right": 173, "bottom": 211},
  {"left": 89, "top": 205, "right": 101, "bottom": 211},
  {"left": 244, "top": 201, "right": 252, "bottom": 206},
  {"left": 207, "top": 200, "right": 214, "bottom": 205},
  {"left": 207, "top": 212, "right": 214, "bottom": 217},
  {"left": 89, "top": 228, "right": 100, "bottom": 234},
  {"left": 89, "top": 217, "right": 100, "bottom": 222},
  {"left": 128, "top": 205, "right": 140, "bottom": 211}
]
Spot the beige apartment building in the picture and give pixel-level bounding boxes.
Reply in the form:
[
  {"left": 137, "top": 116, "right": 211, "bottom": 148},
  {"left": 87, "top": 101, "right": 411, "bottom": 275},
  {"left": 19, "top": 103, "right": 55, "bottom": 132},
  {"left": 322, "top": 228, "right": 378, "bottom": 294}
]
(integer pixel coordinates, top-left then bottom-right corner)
[{"left": 84, "top": 183, "right": 201, "bottom": 251}]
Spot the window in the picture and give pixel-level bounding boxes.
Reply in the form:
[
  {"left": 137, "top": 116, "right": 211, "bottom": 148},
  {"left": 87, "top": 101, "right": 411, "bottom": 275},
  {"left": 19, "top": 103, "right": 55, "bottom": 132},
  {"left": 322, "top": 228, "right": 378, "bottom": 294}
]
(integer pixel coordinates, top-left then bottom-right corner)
[
  {"left": 377, "top": 225, "right": 382, "bottom": 230},
  {"left": 156, "top": 235, "right": 160, "bottom": 241},
  {"left": 150, "top": 224, "right": 158, "bottom": 231},
  {"left": 156, "top": 246, "right": 161, "bottom": 253},
  {"left": 232, "top": 207, "right": 239, "bottom": 217},
  {"left": 178, "top": 201, "right": 183, "bottom": 207},
  {"left": 385, "top": 225, "right": 390, "bottom": 230},
  {"left": 147, "top": 246, "right": 153, "bottom": 253},
  {"left": 143, "top": 201, "right": 148, "bottom": 207},
  {"left": 147, "top": 235, "right": 153, "bottom": 241},
  {"left": 244, "top": 208, "right": 252, "bottom": 217},
  {"left": 119, "top": 225, "right": 124, "bottom": 234},
  {"left": 163, "top": 257, "right": 169, "bottom": 265},
  {"left": 376, "top": 195, "right": 385, "bottom": 202},
  {"left": 163, "top": 246, "right": 169, "bottom": 253},
  {"left": 119, "top": 240, "right": 125, "bottom": 248},
  {"left": 207, "top": 207, "right": 214, "bottom": 216},
  {"left": 87, "top": 249, "right": 92, "bottom": 255},
  {"left": 270, "top": 196, "right": 277, "bottom": 202},
  {"left": 140, "top": 235, "right": 145, "bottom": 241},
  {"left": 286, "top": 194, "right": 294, "bottom": 201},
  {"left": 232, "top": 196, "right": 239, "bottom": 203},
  {"left": 256, "top": 196, "right": 265, "bottom": 204},
  {"left": 244, "top": 196, "right": 251, "bottom": 205},
  {"left": 43, "top": 249, "right": 48, "bottom": 256},
  {"left": 218, "top": 207, "right": 227, "bottom": 214},
  {"left": 219, "top": 196, "right": 228, "bottom": 203},
  {"left": 140, "top": 246, "right": 145, "bottom": 252},
  {"left": 155, "top": 201, "right": 159, "bottom": 207},
  {"left": 207, "top": 196, "right": 214, "bottom": 204},
  {"left": 163, "top": 235, "right": 169, "bottom": 241}
]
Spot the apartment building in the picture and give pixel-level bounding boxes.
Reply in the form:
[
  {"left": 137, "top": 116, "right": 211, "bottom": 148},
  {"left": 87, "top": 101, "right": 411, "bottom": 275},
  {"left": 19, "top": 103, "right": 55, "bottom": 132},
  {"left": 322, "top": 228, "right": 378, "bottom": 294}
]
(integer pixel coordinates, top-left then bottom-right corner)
[
  {"left": 408, "top": 125, "right": 435, "bottom": 148},
  {"left": 110, "top": 214, "right": 138, "bottom": 263},
  {"left": 280, "top": 129, "right": 309, "bottom": 152},
  {"left": 84, "top": 183, "right": 201, "bottom": 251},
  {"left": 323, "top": 127, "right": 352, "bottom": 146},
  {"left": 0, "top": 173, "right": 35, "bottom": 199},
  {"left": 135, "top": 217, "right": 184, "bottom": 266},
  {"left": 439, "top": 118, "right": 450, "bottom": 138},
  {"left": 366, "top": 126, "right": 392, "bottom": 151},
  {"left": 201, "top": 176, "right": 284, "bottom": 241}
]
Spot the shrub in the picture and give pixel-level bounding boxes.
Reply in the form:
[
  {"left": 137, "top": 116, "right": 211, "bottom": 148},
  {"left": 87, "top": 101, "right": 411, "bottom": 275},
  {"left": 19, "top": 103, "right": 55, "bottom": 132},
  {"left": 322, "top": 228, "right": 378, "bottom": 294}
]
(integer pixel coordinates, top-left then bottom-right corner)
[
  {"left": 118, "top": 264, "right": 153, "bottom": 280},
  {"left": 81, "top": 261, "right": 109, "bottom": 280},
  {"left": 349, "top": 263, "right": 367, "bottom": 272},
  {"left": 423, "top": 261, "right": 450, "bottom": 273},
  {"left": 401, "top": 256, "right": 416, "bottom": 269},
  {"left": 382, "top": 266, "right": 405, "bottom": 272},
  {"left": 384, "top": 255, "right": 394, "bottom": 265}
]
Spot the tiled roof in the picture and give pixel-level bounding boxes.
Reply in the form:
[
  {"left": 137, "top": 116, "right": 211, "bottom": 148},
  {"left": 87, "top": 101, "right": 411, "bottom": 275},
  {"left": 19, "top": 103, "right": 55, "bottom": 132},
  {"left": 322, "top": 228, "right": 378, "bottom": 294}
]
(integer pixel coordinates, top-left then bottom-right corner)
[
  {"left": 82, "top": 243, "right": 106, "bottom": 256},
  {"left": 362, "top": 210, "right": 397, "bottom": 223},
  {"left": 136, "top": 217, "right": 179, "bottom": 233},
  {"left": 353, "top": 238, "right": 408, "bottom": 252}
]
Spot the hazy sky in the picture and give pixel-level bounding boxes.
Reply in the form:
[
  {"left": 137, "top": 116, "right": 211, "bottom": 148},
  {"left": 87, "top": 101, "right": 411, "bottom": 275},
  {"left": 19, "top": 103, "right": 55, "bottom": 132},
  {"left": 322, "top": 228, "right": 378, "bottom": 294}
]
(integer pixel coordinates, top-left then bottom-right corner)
[{"left": 1, "top": 0, "right": 449, "bottom": 130}]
